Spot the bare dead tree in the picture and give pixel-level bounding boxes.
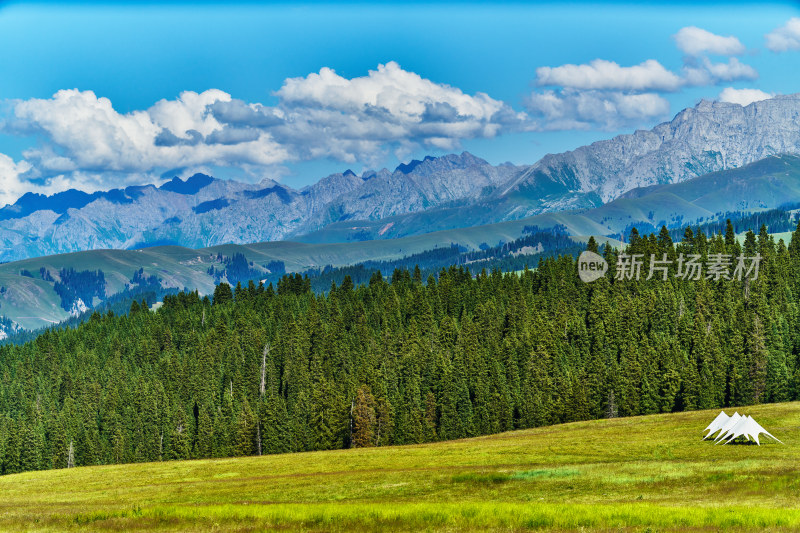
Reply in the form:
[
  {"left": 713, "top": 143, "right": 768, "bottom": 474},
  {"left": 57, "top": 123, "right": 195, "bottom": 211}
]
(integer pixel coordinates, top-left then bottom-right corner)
[
  {"left": 260, "top": 343, "right": 271, "bottom": 398},
  {"left": 606, "top": 390, "right": 618, "bottom": 419},
  {"left": 349, "top": 398, "right": 355, "bottom": 446},
  {"left": 67, "top": 440, "right": 74, "bottom": 468},
  {"left": 256, "top": 343, "right": 271, "bottom": 456}
]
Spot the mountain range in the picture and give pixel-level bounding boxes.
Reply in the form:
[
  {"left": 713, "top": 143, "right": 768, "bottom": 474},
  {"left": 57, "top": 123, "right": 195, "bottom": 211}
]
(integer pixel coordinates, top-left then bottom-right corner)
[
  {"left": 0, "top": 153, "right": 523, "bottom": 263},
  {"left": 3, "top": 151, "right": 800, "bottom": 334},
  {"left": 2, "top": 94, "right": 800, "bottom": 263}
]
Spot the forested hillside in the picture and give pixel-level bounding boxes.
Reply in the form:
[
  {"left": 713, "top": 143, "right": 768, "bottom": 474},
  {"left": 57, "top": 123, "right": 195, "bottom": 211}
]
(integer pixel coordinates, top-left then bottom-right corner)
[{"left": 1, "top": 223, "right": 800, "bottom": 475}]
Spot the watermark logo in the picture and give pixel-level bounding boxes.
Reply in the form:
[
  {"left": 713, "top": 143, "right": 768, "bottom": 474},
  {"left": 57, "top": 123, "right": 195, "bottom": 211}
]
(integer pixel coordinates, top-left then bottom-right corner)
[
  {"left": 578, "top": 251, "right": 608, "bottom": 283},
  {"left": 578, "top": 252, "right": 762, "bottom": 283}
]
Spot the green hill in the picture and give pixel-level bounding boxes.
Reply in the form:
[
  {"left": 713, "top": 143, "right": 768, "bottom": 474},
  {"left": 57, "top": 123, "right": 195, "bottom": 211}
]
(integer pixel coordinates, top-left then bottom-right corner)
[
  {"left": 1, "top": 403, "right": 798, "bottom": 532},
  {"left": 0, "top": 223, "right": 586, "bottom": 331}
]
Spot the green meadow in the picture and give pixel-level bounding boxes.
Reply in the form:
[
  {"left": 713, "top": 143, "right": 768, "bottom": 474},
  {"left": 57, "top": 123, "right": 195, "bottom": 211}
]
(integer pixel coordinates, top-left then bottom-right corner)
[{"left": 1, "top": 403, "right": 799, "bottom": 532}]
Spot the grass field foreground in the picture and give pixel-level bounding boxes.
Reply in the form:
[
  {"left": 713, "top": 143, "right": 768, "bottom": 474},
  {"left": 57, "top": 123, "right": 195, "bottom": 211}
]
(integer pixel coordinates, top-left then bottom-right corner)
[{"left": 1, "top": 403, "right": 799, "bottom": 531}]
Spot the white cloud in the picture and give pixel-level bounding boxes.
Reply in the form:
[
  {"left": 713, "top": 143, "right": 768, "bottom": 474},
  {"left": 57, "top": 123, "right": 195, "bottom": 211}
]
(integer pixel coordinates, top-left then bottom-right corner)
[
  {"left": 674, "top": 26, "right": 746, "bottom": 56},
  {"left": 682, "top": 57, "right": 758, "bottom": 86},
  {"left": 277, "top": 62, "right": 507, "bottom": 121},
  {"left": 766, "top": 17, "right": 800, "bottom": 52},
  {"left": 148, "top": 89, "right": 231, "bottom": 138},
  {"left": 225, "top": 61, "right": 528, "bottom": 163},
  {"left": 1, "top": 63, "right": 529, "bottom": 198},
  {"left": 525, "top": 90, "right": 670, "bottom": 131},
  {"left": 0, "top": 154, "right": 33, "bottom": 207},
  {"left": 702, "top": 57, "right": 758, "bottom": 82},
  {"left": 526, "top": 45, "right": 759, "bottom": 132},
  {"left": 718, "top": 87, "right": 773, "bottom": 106},
  {"left": 9, "top": 89, "right": 290, "bottom": 176},
  {"left": 536, "top": 59, "right": 683, "bottom": 92},
  {"left": 13, "top": 89, "right": 161, "bottom": 172}
]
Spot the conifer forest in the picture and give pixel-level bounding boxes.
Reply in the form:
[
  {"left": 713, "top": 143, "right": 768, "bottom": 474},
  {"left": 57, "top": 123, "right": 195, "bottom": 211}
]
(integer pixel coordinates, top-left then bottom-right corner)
[{"left": 2, "top": 222, "right": 800, "bottom": 475}]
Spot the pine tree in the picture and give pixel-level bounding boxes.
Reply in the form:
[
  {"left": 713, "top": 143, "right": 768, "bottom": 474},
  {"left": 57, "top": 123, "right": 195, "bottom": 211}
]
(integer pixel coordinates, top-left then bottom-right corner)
[
  {"left": 725, "top": 219, "right": 736, "bottom": 248},
  {"left": 213, "top": 283, "right": 233, "bottom": 305}
]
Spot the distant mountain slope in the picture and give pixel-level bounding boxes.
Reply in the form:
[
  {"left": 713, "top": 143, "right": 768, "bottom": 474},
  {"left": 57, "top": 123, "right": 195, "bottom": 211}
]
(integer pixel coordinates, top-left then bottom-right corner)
[
  {"left": 0, "top": 153, "right": 525, "bottom": 262},
  {"left": 0, "top": 215, "right": 563, "bottom": 331},
  {"left": 306, "top": 153, "right": 520, "bottom": 226},
  {"left": 297, "top": 154, "right": 800, "bottom": 243},
  {"left": 499, "top": 94, "right": 800, "bottom": 203}
]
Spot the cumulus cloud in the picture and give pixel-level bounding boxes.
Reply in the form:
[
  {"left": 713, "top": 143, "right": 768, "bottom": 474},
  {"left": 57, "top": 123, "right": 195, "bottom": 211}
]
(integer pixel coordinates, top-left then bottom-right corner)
[
  {"left": 0, "top": 45, "right": 776, "bottom": 200},
  {"left": 208, "top": 100, "right": 284, "bottom": 128},
  {"left": 535, "top": 59, "right": 683, "bottom": 92},
  {"left": 682, "top": 57, "right": 759, "bottom": 86},
  {"left": 669, "top": 27, "right": 757, "bottom": 88},
  {"left": 766, "top": 17, "right": 800, "bottom": 52},
  {"left": 10, "top": 89, "right": 288, "bottom": 177},
  {"left": 0, "top": 63, "right": 531, "bottom": 200},
  {"left": 535, "top": 56, "right": 757, "bottom": 96},
  {"left": 13, "top": 90, "right": 161, "bottom": 172},
  {"left": 277, "top": 62, "right": 508, "bottom": 120},
  {"left": 0, "top": 154, "right": 33, "bottom": 207},
  {"left": 674, "top": 26, "right": 746, "bottom": 56},
  {"left": 718, "top": 87, "right": 773, "bottom": 106},
  {"left": 526, "top": 43, "right": 758, "bottom": 132},
  {"left": 214, "top": 61, "right": 528, "bottom": 164},
  {"left": 525, "top": 90, "right": 670, "bottom": 131},
  {"left": 148, "top": 89, "right": 230, "bottom": 138}
]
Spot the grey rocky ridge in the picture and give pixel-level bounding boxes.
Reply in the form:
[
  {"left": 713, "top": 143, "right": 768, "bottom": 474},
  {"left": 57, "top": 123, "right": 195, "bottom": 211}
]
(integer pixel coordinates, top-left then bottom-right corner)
[
  {"left": 2, "top": 94, "right": 800, "bottom": 263},
  {"left": 0, "top": 152, "right": 524, "bottom": 262},
  {"left": 501, "top": 94, "right": 800, "bottom": 203}
]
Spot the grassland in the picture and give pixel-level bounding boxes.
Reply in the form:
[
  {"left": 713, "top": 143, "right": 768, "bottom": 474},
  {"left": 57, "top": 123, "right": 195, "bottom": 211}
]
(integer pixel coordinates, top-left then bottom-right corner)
[{"left": 1, "top": 403, "right": 799, "bottom": 531}]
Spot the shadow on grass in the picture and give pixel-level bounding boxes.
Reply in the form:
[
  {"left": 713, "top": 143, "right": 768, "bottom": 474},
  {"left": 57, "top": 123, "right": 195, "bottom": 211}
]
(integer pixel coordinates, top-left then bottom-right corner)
[{"left": 451, "top": 468, "right": 580, "bottom": 484}]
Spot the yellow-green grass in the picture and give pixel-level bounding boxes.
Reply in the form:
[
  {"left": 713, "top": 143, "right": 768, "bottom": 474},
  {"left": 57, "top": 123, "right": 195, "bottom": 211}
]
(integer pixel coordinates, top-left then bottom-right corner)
[{"left": 2, "top": 403, "right": 799, "bottom": 532}]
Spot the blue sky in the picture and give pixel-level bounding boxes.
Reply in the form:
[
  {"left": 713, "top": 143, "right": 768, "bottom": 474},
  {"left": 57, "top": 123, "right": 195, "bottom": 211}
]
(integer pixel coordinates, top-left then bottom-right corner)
[{"left": 0, "top": 1, "right": 799, "bottom": 204}]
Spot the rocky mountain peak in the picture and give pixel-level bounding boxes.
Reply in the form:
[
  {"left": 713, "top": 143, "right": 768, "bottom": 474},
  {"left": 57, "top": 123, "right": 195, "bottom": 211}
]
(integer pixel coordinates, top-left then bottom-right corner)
[
  {"left": 501, "top": 93, "right": 800, "bottom": 203},
  {"left": 159, "top": 173, "right": 216, "bottom": 195},
  {"left": 395, "top": 155, "right": 437, "bottom": 174}
]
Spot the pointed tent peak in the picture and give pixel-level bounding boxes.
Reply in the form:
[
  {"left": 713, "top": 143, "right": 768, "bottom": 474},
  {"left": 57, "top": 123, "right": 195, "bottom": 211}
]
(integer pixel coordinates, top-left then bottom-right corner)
[
  {"left": 705, "top": 411, "right": 729, "bottom": 427},
  {"left": 703, "top": 411, "right": 731, "bottom": 439}
]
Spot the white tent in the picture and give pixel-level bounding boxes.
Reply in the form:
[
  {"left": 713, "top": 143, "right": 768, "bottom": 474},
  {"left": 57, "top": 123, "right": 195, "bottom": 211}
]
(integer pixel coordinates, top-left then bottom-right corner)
[
  {"left": 717, "top": 415, "right": 784, "bottom": 446},
  {"left": 703, "top": 411, "right": 730, "bottom": 440},
  {"left": 713, "top": 412, "right": 742, "bottom": 443},
  {"left": 702, "top": 411, "right": 784, "bottom": 445}
]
